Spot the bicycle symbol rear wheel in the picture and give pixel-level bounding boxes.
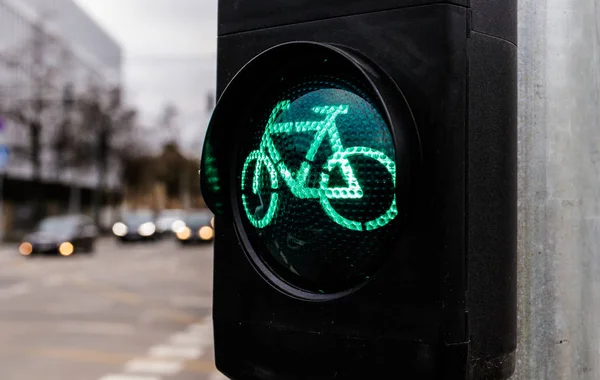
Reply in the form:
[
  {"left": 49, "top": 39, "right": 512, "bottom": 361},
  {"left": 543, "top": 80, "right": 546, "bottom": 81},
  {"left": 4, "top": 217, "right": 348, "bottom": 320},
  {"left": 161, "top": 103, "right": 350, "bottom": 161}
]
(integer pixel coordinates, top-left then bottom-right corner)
[
  {"left": 319, "top": 146, "right": 398, "bottom": 231},
  {"left": 241, "top": 151, "right": 279, "bottom": 228}
]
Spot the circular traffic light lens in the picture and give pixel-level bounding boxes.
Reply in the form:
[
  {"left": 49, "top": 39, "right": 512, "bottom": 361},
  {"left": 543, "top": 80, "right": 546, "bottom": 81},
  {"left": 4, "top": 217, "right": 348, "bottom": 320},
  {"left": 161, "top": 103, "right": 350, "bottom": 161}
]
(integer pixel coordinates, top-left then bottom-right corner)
[{"left": 238, "top": 75, "right": 398, "bottom": 294}]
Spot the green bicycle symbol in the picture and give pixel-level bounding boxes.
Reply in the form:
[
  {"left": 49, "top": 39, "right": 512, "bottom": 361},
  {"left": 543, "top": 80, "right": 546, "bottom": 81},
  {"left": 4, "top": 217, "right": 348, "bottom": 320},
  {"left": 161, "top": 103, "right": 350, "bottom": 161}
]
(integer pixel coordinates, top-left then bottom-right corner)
[{"left": 241, "top": 100, "right": 398, "bottom": 231}]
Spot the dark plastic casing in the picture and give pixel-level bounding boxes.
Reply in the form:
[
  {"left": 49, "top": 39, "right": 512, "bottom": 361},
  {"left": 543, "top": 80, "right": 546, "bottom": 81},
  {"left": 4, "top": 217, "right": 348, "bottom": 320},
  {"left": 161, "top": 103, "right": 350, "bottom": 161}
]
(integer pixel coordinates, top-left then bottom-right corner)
[{"left": 203, "top": 1, "right": 517, "bottom": 379}]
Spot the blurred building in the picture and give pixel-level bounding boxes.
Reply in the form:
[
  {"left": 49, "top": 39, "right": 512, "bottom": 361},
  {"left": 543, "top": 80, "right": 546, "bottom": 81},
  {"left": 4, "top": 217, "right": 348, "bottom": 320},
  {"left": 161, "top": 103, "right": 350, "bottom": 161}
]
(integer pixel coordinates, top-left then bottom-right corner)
[
  {"left": 18, "top": 0, "right": 121, "bottom": 81},
  {"left": 0, "top": 0, "right": 123, "bottom": 238}
]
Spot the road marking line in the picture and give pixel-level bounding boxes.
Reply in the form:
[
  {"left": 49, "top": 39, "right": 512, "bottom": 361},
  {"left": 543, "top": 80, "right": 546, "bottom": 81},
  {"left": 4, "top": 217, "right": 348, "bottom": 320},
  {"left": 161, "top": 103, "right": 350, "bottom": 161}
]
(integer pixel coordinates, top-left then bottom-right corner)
[
  {"left": 94, "top": 318, "right": 215, "bottom": 380},
  {"left": 124, "top": 358, "right": 183, "bottom": 375},
  {"left": 148, "top": 344, "right": 203, "bottom": 360},
  {"left": 169, "top": 331, "right": 209, "bottom": 346},
  {"left": 99, "top": 375, "right": 160, "bottom": 380},
  {"left": 187, "top": 329, "right": 213, "bottom": 343},
  {"left": 187, "top": 322, "right": 213, "bottom": 336}
]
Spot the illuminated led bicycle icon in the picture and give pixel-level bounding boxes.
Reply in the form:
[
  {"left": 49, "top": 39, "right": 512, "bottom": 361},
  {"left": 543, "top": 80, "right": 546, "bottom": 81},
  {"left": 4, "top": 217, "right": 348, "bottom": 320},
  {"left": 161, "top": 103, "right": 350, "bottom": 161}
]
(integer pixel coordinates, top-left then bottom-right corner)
[{"left": 241, "top": 100, "right": 398, "bottom": 231}]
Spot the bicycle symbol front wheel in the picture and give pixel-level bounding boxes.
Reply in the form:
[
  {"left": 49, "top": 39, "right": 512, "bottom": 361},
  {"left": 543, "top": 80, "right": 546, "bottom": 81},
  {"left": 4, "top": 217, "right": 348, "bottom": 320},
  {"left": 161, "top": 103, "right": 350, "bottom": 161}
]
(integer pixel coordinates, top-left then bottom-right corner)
[
  {"left": 241, "top": 151, "right": 279, "bottom": 228},
  {"left": 319, "top": 147, "right": 398, "bottom": 231}
]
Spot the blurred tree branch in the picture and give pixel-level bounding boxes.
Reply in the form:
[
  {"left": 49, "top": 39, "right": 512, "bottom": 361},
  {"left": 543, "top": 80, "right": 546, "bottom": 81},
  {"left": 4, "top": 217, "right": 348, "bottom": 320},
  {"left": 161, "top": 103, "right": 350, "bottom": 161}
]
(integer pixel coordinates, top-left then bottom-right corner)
[
  {"left": 0, "top": 17, "right": 153, "bottom": 223},
  {"left": 76, "top": 84, "right": 147, "bottom": 223},
  {"left": 0, "top": 20, "right": 64, "bottom": 221},
  {"left": 0, "top": 18, "right": 202, "bottom": 215}
]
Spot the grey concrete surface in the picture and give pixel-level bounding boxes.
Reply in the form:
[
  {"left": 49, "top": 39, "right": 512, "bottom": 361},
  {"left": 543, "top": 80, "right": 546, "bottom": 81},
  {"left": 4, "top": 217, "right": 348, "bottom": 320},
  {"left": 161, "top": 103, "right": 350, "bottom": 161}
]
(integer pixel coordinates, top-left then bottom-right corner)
[
  {"left": 517, "top": 0, "right": 600, "bottom": 379},
  {"left": 0, "top": 237, "right": 225, "bottom": 380}
]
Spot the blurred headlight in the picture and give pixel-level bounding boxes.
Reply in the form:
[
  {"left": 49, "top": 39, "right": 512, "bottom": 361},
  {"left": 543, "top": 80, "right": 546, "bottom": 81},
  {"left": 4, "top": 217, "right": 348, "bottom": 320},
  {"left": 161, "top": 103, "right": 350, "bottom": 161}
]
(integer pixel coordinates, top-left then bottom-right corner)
[
  {"left": 19, "top": 242, "right": 32, "bottom": 256},
  {"left": 59, "top": 242, "right": 74, "bottom": 256},
  {"left": 177, "top": 227, "right": 192, "bottom": 240},
  {"left": 199, "top": 226, "right": 214, "bottom": 240},
  {"left": 112, "top": 222, "right": 128, "bottom": 237},
  {"left": 171, "top": 219, "right": 186, "bottom": 233},
  {"left": 138, "top": 222, "right": 156, "bottom": 236}
]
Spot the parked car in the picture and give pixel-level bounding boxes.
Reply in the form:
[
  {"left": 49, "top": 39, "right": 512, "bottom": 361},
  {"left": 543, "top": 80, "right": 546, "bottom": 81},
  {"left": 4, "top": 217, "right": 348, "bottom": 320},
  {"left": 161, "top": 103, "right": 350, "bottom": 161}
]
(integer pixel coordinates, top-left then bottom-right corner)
[
  {"left": 112, "top": 210, "right": 158, "bottom": 242},
  {"left": 19, "top": 214, "right": 97, "bottom": 257},
  {"left": 175, "top": 210, "right": 214, "bottom": 245},
  {"left": 155, "top": 209, "right": 184, "bottom": 238}
]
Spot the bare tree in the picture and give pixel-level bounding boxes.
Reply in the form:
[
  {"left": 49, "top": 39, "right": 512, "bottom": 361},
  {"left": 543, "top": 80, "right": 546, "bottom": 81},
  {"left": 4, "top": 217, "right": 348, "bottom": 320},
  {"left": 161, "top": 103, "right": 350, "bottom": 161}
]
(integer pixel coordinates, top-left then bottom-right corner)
[
  {"left": 0, "top": 16, "right": 149, "bottom": 226},
  {"left": 0, "top": 19, "right": 63, "bottom": 220},
  {"left": 77, "top": 84, "right": 141, "bottom": 225},
  {"left": 50, "top": 44, "right": 81, "bottom": 181}
]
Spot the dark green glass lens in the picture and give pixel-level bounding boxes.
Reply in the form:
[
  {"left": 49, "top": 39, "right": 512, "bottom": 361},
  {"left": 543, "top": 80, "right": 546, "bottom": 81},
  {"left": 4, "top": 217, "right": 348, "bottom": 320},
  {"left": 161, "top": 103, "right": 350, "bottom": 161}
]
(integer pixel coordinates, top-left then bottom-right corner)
[{"left": 239, "top": 78, "right": 398, "bottom": 293}]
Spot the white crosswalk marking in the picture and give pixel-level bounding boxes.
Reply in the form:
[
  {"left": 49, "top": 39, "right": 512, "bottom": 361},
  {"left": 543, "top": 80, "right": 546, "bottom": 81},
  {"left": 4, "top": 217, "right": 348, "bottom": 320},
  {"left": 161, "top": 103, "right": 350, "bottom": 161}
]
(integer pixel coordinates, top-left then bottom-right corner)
[
  {"left": 169, "top": 331, "right": 206, "bottom": 346},
  {"left": 148, "top": 344, "right": 203, "bottom": 359},
  {"left": 124, "top": 358, "right": 183, "bottom": 375},
  {"left": 96, "top": 318, "right": 214, "bottom": 379},
  {"left": 188, "top": 321, "right": 212, "bottom": 333},
  {"left": 187, "top": 323, "right": 213, "bottom": 341}
]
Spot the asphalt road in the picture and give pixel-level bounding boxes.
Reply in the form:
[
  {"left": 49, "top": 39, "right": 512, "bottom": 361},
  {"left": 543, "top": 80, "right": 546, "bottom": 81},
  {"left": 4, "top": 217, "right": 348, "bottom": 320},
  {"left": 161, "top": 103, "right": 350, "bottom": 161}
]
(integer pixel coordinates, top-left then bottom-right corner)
[{"left": 0, "top": 237, "right": 227, "bottom": 380}]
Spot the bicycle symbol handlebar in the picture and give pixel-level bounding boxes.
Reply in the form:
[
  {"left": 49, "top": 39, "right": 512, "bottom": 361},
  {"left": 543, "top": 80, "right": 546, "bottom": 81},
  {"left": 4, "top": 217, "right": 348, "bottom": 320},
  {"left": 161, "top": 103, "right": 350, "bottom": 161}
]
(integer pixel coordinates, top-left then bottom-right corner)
[{"left": 241, "top": 100, "right": 398, "bottom": 231}]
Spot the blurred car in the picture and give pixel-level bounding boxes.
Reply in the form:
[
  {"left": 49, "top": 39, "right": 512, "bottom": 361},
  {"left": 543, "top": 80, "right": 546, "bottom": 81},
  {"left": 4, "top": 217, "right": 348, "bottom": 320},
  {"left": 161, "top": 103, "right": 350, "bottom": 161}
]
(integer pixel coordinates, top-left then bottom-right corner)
[
  {"left": 112, "top": 210, "right": 158, "bottom": 242},
  {"left": 19, "top": 214, "right": 97, "bottom": 257},
  {"left": 155, "top": 209, "right": 184, "bottom": 238},
  {"left": 175, "top": 210, "right": 215, "bottom": 245}
]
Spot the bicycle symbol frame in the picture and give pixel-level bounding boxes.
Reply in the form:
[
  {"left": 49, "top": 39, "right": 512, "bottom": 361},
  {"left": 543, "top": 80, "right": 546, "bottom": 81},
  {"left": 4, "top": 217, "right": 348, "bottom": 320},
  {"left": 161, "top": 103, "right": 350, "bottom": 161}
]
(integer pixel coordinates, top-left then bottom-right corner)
[{"left": 241, "top": 100, "right": 398, "bottom": 231}]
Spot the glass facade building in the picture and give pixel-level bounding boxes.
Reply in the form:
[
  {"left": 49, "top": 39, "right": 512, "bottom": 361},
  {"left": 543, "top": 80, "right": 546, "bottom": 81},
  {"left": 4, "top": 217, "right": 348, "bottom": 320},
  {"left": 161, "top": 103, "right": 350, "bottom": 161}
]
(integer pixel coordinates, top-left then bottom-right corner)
[{"left": 0, "top": 0, "right": 122, "bottom": 189}]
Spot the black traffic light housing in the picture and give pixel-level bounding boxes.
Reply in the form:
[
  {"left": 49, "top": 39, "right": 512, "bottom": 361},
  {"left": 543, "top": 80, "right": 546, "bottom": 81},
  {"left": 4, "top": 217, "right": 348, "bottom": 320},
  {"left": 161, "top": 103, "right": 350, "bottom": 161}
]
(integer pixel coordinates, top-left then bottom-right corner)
[{"left": 201, "top": 1, "right": 517, "bottom": 379}]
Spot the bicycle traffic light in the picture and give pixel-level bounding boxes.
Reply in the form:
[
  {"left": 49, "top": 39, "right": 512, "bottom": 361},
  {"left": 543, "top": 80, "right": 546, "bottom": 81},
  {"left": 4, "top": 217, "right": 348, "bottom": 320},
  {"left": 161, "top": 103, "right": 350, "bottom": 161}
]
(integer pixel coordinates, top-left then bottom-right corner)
[{"left": 201, "top": 1, "right": 517, "bottom": 379}]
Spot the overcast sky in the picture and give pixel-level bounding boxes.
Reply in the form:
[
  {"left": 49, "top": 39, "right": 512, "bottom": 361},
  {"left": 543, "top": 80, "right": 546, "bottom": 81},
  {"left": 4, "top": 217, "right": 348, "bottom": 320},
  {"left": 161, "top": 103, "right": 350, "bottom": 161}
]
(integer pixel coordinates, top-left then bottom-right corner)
[{"left": 73, "top": 0, "right": 218, "bottom": 156}]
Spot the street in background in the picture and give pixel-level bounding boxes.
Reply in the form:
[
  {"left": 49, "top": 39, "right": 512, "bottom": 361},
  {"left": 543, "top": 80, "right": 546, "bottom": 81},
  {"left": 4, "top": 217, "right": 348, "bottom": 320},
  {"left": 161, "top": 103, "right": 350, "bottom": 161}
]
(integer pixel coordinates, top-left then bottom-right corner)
[
  {"left": 19, "top": 214, "right": 97, "bottom": 257},
  {"left": 0, "top": 236, "right": 220, "bottom": 380},
  {"left": 112, "top": 209, "right": 158, "bottom": 243},
  {"left": 156, "top": 208, "right": 185, "bottom": 238},
  {"left": 0, "top": 0, "right": 219, "bottom": 379},
  {"left": 175, "top": 209, "right": 214, "bottom": 245}
]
